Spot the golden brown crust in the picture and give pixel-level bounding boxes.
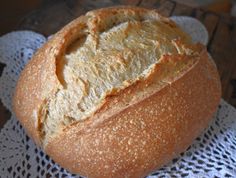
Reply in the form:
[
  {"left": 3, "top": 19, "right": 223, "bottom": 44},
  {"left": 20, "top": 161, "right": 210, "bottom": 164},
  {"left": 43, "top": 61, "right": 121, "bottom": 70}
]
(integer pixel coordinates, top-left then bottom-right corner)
[
  {"left": 13, "top": 15, "right": 88, "bottom": 145},
  {"left": 13, "top": 40, "right": 59, "bottom": 145},
  {"left": 13, "top": 6, "right": 221, "bottom": 178}
]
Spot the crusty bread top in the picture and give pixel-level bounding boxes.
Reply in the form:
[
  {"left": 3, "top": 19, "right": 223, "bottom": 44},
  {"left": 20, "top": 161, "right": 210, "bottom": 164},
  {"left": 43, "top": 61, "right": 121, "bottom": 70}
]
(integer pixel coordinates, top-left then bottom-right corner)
[
  {"left": 43, "top": 9, "right": 195, "bottom": 144},
  {"left": 14, "top": 6, "right": 210, "bottom": 147}
]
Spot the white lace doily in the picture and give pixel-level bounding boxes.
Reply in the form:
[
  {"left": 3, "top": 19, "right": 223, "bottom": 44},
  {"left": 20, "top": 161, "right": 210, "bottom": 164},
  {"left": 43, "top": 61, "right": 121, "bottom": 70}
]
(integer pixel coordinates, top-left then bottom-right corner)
[{"left": 0, "top": 17, "right": 236, "bottom": 178}]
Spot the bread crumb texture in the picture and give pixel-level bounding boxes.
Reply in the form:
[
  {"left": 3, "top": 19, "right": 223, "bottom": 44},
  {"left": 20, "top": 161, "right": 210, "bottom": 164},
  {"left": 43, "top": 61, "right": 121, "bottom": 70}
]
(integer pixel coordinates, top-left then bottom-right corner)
[{"left": 39, "top": 8, "right": 196, "bottom": 144}]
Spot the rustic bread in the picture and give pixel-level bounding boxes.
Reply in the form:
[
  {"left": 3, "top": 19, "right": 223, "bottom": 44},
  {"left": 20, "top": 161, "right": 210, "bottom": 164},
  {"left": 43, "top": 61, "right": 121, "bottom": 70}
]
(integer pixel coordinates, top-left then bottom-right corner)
[{"left": 13, "top": 6, "right": 221, "bottom": 178}]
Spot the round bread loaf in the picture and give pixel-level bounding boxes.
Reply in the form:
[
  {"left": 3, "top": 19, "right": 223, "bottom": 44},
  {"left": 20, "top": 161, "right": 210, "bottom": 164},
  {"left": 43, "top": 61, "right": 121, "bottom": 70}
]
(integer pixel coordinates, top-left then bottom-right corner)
[{"left": 13, "top": 6, "right": 221, "bottom": 178}]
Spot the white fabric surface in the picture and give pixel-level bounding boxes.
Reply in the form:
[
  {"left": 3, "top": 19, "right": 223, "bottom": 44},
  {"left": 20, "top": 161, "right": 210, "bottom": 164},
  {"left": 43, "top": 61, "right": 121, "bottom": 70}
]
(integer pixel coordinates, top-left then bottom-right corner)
[{"left": 0, "top": 17, "right": 235, "bottom": 178}]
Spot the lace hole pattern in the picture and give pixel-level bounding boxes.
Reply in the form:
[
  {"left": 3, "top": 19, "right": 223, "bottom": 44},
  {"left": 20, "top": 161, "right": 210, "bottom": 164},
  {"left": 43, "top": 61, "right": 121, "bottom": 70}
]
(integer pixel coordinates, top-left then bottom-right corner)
[{"left": 0, "top": 22, "right": 236, "bottom": 177}]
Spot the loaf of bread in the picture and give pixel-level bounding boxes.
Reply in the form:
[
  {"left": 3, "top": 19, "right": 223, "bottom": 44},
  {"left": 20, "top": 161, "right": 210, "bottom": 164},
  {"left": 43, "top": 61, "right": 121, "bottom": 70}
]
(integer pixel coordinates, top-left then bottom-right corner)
[{"left": 13, "top": 6, "right": 221, "bottom": 178}]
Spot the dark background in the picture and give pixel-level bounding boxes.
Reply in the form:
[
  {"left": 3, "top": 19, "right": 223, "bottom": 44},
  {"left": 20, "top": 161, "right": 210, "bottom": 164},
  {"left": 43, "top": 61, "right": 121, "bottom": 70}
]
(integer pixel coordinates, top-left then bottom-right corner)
[{"left": 0, "top": 0, "right": 233, "bottom": 35}]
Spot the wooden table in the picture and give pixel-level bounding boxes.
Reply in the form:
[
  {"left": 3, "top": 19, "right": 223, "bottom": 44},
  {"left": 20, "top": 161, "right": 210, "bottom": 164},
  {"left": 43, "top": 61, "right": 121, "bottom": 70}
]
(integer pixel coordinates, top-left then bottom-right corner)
[{"left": 1, "top": 0, "right": 236, "bottom": 128}]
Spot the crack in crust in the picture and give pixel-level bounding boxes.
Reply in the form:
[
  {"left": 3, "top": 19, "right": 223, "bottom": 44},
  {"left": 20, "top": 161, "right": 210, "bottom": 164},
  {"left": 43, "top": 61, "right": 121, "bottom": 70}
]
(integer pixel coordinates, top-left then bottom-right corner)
[{"left": 39, "top": 7, "right": 197, "bottom": 145}]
